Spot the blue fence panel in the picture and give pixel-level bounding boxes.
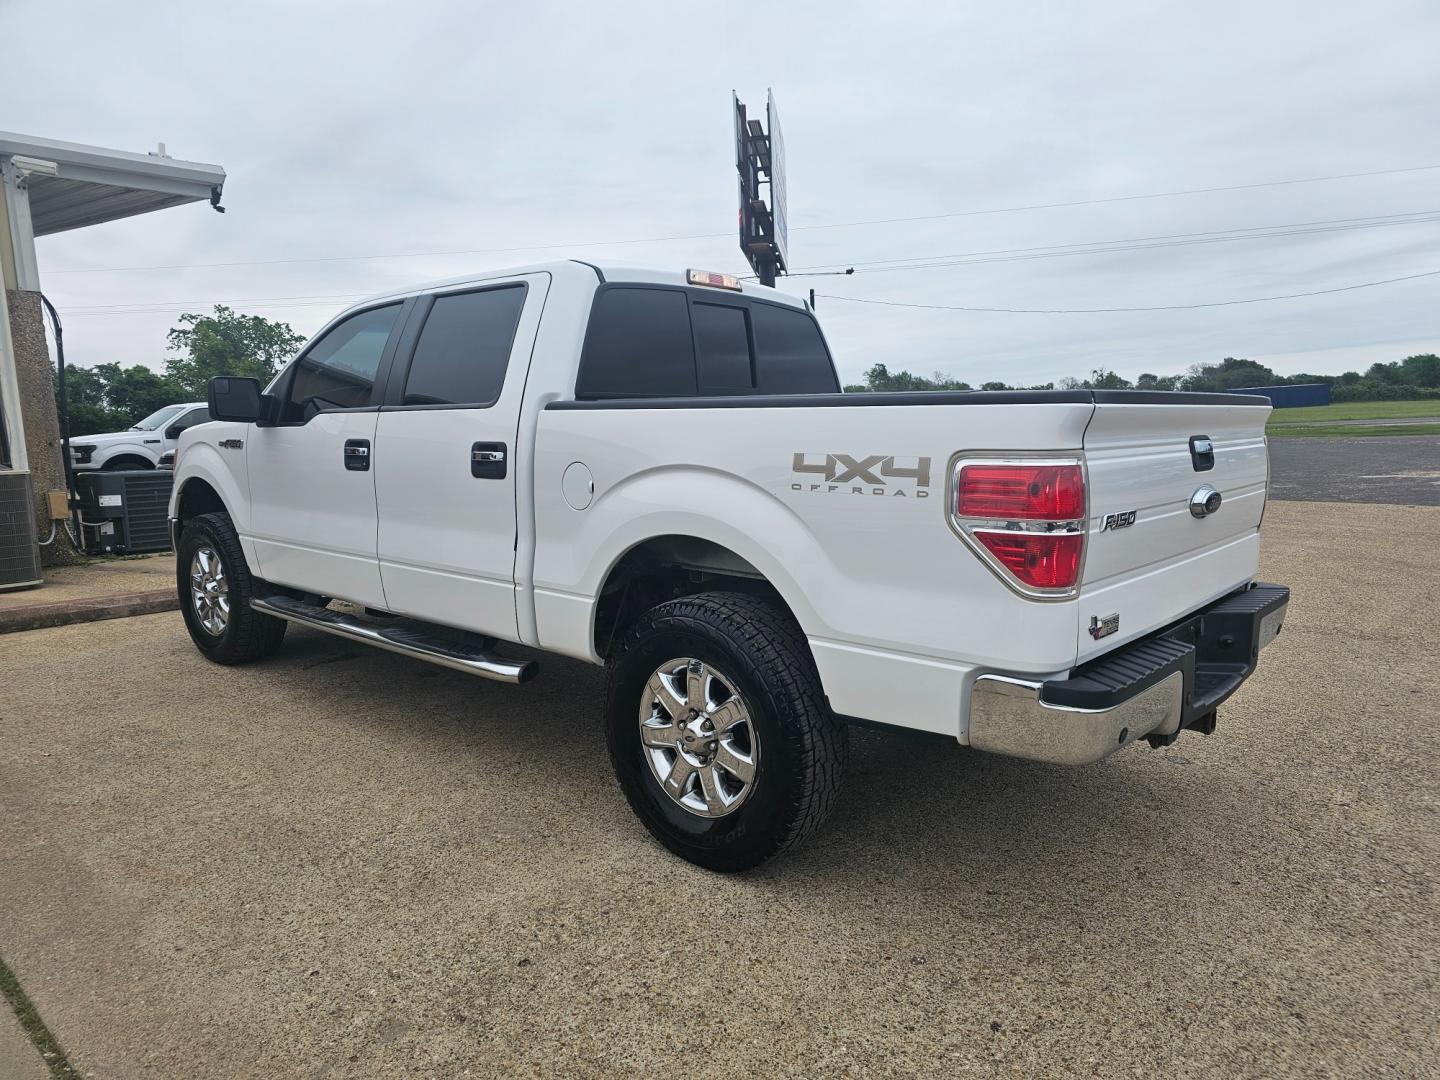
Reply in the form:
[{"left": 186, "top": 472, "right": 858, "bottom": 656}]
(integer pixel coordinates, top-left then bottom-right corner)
[{"left": 1229, "top": 383, "right": 1331, "bottom": 408}]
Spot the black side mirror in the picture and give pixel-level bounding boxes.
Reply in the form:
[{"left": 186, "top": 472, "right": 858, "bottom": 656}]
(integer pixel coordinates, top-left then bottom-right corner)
[
  {"left": 208, "top": 376, "right": 264, "bottom": 423},
  {"left": 164, "top": 423, "right": 184, "bottom": 440}
]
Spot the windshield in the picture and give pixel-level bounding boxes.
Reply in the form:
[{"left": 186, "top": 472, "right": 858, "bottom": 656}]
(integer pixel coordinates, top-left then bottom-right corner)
[{"left": 131, "top": 405, "right": 186, "bottom": 431}]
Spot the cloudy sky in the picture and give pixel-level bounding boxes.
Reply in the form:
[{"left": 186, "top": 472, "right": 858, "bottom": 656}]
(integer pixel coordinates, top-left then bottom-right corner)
[{"left": 3, "top": 0, "right": 1437, "bottom": 387}]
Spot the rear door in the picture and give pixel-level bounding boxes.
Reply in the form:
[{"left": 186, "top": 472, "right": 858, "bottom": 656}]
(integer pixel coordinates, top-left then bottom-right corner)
[
  {"left": 1077, "top": 397, "right": 1271, "bottom": 662},
  {"left": 373, "top": 274, "right": 548, "bottom": 639}
]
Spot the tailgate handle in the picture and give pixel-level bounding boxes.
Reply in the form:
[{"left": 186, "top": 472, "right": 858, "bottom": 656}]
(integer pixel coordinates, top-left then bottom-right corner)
[{"left": 1189, "top": 435, "right": 1214, "bottom": 472}]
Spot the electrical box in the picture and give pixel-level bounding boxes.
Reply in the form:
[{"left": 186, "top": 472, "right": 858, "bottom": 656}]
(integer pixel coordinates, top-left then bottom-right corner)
[{"left": 46, "top": 489, "right": 69, "bottom": 521}]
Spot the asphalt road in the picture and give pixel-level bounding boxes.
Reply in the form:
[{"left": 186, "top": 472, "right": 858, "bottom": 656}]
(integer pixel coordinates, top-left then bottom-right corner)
[
  {"left": 2, "top": 501, "right": 1437, "bottom": 1079},
  {"left": 1269, "top": 433, "right": 1440, "bottom": 504}
]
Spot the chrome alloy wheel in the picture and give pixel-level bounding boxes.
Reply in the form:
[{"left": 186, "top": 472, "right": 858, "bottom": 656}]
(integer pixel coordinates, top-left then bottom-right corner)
[
  {"left": 189, "top": 545, "right": 230, "bottom": 637},
  {"left": 639, "top": 658, "right": 759, "bottom": 818}
]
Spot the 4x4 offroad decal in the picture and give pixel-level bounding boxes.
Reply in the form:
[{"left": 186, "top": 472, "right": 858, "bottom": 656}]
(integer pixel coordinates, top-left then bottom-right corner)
[{"left": 791, "top": 453, "right": 931, "bottom": 497}]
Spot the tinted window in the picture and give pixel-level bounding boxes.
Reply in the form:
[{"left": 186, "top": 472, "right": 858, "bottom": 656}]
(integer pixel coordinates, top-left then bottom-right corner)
[
  {"left": 403, "top": 286, "right": 527, "bottom": 406},
  {"left": 171, "top": 408, "right": 210, "bottom": 432},
  {"left": 285, "top": 304, "right": 400, "bottom": 420},
  {"left": 693, "top": 303, "right": 754, "bottom": 391},
  {"left": 752, "top": 303, "right": 838, "bottom": 394},
  {"left": 576, "top": 288, "right": 696, "bottom": 398}
]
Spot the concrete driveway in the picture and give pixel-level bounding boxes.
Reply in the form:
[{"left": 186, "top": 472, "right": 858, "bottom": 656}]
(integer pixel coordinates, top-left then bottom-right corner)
[{"left": 1, "top": 501, "right": 1436, "bottom": 1078}]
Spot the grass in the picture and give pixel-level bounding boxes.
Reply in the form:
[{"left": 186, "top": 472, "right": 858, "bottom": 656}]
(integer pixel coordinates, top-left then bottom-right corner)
[
  {"left": 0, "top": 953, "right": 80, "bottom": 1079},
  {"left": 1268, "top": 422, "right": 1440, "bottom": 438},
  {"left": 1266, "top": 400, "right": 1440, "bottom": 425}
]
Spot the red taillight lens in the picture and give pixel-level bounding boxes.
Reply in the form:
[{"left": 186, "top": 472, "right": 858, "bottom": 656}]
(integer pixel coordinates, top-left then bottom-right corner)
[
  {"left": 973, "top": 532, "right": 1083, "bottom": 589},
  {"left": 956, "top": 464, "right": 1084, "bottom": 520}
]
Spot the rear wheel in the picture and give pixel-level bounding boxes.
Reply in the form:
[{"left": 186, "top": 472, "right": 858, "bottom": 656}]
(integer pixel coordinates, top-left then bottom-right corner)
[
  {"left": 605, "top": 592, "right": 848, "bottom": 871},
  {"left": 176, "top": 511, "right": 286, "bottom": 664}
]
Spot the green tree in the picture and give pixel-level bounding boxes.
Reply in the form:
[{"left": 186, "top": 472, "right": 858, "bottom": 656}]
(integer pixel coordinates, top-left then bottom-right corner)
[
  {"left": 91, "top": 362, "right": 184, "bottom": 417},
  {"left": 164, "top": 305, "right": 306, "bottom": 398},
  {"left": 1086, "top": 367, "right": 1133, "bottom": 389}
]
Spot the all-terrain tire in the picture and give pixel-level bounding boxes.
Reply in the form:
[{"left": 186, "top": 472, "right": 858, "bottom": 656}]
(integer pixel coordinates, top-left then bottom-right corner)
[
  {"left": 605, "top": 591, "right": 848, "bottom": 871},
  {"left": 176, "top": 511, "right": 287, "bottom": 664}
]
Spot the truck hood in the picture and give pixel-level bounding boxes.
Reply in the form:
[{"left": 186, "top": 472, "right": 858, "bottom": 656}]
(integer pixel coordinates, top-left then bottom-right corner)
[{"left": 71, "top": 429, "right": 158, "bottom": 446}]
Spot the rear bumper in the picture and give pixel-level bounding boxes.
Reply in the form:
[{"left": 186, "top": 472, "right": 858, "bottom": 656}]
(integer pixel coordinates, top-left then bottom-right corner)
[{"left": 968, "top": 582, "right": 1289, "bottom": 765}]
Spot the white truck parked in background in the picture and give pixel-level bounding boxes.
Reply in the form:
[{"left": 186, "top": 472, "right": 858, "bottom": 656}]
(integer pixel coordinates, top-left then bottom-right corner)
[
  {"left": 71, "top": 402, "right": 210, "bottom": 470},
  {"left": 168, "top": 260, "right": 1288, "bottom": 870}
]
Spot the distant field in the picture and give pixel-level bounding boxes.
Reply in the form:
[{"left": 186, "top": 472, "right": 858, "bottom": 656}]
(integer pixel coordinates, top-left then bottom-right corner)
[
  {"left": 1266, "top": 400, "right": 1440, "bottom": 426},
  {"left": 1268, "top": 423, "right": 1440, "bottom": 438}
]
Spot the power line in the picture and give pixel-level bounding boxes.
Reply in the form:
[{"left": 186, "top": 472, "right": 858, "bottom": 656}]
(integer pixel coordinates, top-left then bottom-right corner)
[
  {"left": 785, "top": 209, "right": 1440, "bottom": 275},
  {"left": 56, "top": 209, "right": 1440, "bottom": 314},
  {"left": 816, "top": 268, "right": 1440, "bottom": 314},
  {"left": 45, "top": 162, "right": 1440, "bottom": 276}
]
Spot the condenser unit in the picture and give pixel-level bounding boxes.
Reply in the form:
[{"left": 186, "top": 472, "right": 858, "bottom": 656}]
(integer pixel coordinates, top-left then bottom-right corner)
[
  {"left": 0, "top": 470, "right": 44, "bottom": 590},
  {"left": 75, "top": 470, "right": 174, "bottom": 556}
]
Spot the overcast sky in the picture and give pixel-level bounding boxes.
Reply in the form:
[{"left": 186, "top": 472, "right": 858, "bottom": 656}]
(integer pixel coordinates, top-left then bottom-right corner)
[{"left": 3, "top": 0, "right": 1437, "bottom": 386}]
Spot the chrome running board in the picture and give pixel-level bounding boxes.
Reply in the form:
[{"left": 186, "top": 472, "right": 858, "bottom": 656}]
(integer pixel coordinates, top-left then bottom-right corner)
[{"left": 251, "top": 594, "right": 537, "bottom": 684}]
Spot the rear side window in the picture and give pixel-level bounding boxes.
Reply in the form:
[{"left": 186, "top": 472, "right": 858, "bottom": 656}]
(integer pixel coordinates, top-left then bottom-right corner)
[
  {"left": 693, "top": 302, "right": 754, "bottom": 391},
  {"left": 286, "top": 303, "right": 400, "bottom": 420},
  {"left": 403, "top": 286, "right": 527, "bottom": 406},
  {"left": 752, "top": 303, "right": 838, "bottom": 394},
  {"left": 577, "top": 288, "right": 696, "bottom": 398}
]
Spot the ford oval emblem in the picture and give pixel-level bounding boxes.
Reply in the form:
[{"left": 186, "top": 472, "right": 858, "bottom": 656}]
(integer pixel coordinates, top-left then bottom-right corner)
[{"left": 1189, "top": 485, "right": 1222, "bottom": 518}]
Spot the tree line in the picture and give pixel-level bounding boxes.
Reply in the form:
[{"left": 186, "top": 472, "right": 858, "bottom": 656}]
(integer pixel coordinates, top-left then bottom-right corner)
[
  {"left": 846, "top": 353, "right": 1440, "bottom": 400},
  {"left": 55, "top": 305, "right": 306, "bottom": 435},
  {"left": 53, "top": 303, "right": 1440, "bottom": 435}
]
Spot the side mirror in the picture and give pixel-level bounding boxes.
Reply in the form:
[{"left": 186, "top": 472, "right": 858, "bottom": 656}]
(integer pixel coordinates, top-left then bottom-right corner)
[
  {"left": 208, "top": 376, "right": 264, "bottom": 423},
  {"left": 164, "top": 423, "right": 184, "bottom": 440}
]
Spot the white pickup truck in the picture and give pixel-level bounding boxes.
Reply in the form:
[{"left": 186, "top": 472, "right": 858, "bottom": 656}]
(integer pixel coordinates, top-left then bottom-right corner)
[{"left": 169, "top": 260, "right": 1288, "bottom": 870}]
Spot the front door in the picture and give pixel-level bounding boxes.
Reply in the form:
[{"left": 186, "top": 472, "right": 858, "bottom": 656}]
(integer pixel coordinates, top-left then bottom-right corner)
[
  {"left": 374, "top": 275, "right": 547, "bottom": 640},
  {"left": 246, "top": 301, "right": 406, "bottom": 609}
]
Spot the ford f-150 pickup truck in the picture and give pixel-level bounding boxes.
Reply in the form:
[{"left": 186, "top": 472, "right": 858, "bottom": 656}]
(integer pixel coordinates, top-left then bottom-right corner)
[{"left": 169, "top": 260, "right": 1288, "bottom": 870}]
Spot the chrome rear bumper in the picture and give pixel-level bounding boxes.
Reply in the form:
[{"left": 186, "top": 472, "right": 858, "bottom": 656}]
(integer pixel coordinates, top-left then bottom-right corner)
[
  {"left": 968, "top": 583, "right": 1288, "bottom": 766},
  {"left": 969, "top": 671, "right": 1184, "bottom": 765}
]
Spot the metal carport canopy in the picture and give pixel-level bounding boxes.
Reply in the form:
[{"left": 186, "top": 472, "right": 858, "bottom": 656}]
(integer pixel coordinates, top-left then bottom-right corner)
[{"left": 0, "top": 130, "right": 225, "bottom": 236}]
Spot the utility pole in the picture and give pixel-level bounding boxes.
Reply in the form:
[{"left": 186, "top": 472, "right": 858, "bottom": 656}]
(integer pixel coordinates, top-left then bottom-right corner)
[{"left": 734, "top": 91, "right": 787, "bottom": 287}]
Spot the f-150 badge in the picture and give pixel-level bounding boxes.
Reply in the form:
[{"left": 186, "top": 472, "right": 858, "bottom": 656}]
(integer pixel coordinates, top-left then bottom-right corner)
[
  {"left": 1100, "top": 510, "right": 1137, "bottom": 531},
  {"left": 791, "top": 453, "right": 931, "bottom": 497}
]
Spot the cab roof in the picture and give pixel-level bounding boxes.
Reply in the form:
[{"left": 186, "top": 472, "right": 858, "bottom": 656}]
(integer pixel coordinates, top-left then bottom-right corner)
[{"left": 354, "top": 260, "right": 808, "bottom": 311}]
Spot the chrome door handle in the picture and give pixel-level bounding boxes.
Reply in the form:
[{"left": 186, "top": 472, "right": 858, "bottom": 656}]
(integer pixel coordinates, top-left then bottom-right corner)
[{"left": 472, "top": 442, "right": 507, "bottom": 479}]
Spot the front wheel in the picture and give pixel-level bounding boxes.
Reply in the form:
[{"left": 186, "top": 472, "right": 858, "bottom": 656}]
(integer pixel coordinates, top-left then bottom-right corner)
[
  {"left": 176, "top": 511, "right": 287, "bottom": 664},
  {"left": 605, "top": 592, "right": 848, "bottom": 871}
]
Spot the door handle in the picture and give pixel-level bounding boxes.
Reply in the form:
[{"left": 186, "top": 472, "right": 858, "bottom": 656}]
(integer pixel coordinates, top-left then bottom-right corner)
[
  {"left": 472, "top": 441, "right": 507, "bottom": 479},
  {"left": 344, "top": 439, "right": 371, "bottom": 471}
]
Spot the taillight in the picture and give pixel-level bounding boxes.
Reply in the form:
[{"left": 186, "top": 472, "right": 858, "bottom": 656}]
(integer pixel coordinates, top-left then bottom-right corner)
[{"left": 951, "top": 461, "right": 1086, "bottom": 596}]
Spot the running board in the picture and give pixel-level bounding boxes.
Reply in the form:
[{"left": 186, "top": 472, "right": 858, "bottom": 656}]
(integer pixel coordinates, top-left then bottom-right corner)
[{"left": 251, "top": 594, "right": 537, "bottom": 684}]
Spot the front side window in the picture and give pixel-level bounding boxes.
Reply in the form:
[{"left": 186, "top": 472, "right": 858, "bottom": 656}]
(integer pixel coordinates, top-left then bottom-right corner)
[
  {"left": 170, "top": 407, "right": 211, "bottom": 433},
  {"left": 576, "top": 288, "right": 696, "bottom": 398},
  {"left": 403, "top": 286, "right": 526, "bottom": 406},
  {"left": 284, "top": 304, "right": 400, "bottom": 421}
]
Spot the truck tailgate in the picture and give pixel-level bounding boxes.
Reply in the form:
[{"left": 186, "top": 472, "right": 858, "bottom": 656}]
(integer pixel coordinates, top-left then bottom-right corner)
[{"left": 1078, "top": 400, "right": 1270, "bottom": 663}]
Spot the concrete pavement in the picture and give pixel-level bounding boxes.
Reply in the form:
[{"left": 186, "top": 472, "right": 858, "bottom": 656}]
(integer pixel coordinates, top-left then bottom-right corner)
[{"left": 1, "top": 501, "right": 1436, "bottom": 1078}]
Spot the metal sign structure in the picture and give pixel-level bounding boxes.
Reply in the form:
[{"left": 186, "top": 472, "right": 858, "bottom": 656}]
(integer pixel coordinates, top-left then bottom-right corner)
[{"left": 733, "top": 90, "right": 787, "bottom": 286}]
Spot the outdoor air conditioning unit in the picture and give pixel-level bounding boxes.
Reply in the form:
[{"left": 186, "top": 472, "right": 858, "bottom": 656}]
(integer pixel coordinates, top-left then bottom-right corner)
[
  {"left": 75, "top": 470, "right": 174, "bottom": 556},
  {"left": 0, "top": 470, "right": 44, "bottom": 590}
]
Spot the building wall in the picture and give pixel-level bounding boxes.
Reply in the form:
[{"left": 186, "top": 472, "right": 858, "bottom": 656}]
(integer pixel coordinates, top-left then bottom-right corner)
[{"left": 6, "top": 287, "right": 82, "bottom": 563}]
